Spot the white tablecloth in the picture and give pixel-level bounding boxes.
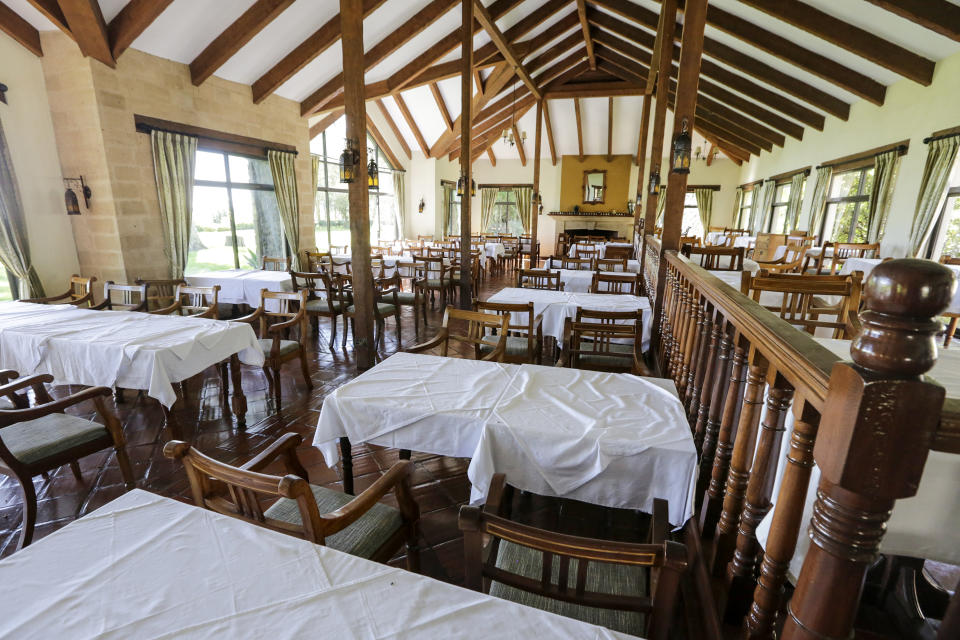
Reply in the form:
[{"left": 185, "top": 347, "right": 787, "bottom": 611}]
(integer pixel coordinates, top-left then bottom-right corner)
[
  {"left": 756, "top": 338, "right": 960, "bottom": 581},
  {"left": 0, "top": 302, "right": 263, "bottom": 407},
  {"left": 315, "top": 353, "right": 697, "bottom": 526},
  {"left": 567, "top": 242, "right": 633, "bottom": 258},
  {"left": 486, "top": 287, "right": 652, "bottom": 351},
  {"left": 0, "top": 489, "right": 640, "bottom": 639},
  {"left": 840, "top": 258, "right": 960, "bottom": 315},
  {"left": 545, "top": 257, "right": 642, "bottom": 274},
  {"left": 485, "top": 242, "right": 506, "bottom": 261},
  {"left": 705, "top": 233, "right": 756, "bottom": 249},
  {"left": 186, "top": 269, "right": 292, "bottom": 308},
  {"left": 551, "top": 269, "right": 637, "bottom": 294}
]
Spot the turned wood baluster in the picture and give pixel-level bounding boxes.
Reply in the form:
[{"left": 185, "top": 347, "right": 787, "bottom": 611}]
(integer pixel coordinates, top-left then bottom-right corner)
[
  {"left": 695, "top": 324, "right": 733, "bottom": 508},
  {"left": 693, "top": 322, "right": 723, "bottom": 451},
  {"left": 671, "top": 286, "right": 693, "bottom": 383},
  {"left": 700, "top": 341, "right": 748, "bottom": 537},
  {"left": 677, "top": 291, "right": 703, "bottom": 398},
  {"left": 686, "top": 308, "right": 713, "bottom": 420},
  {"left": 659, "top": 271, "right": 678, "bottom": 370},
  {"left": 746, "top": 399, "right": 821, "bottom": 639},
  {"left": 712, "top": 356, "right": 768, "bottom": 579},
  {"left": 783, "top": 259, "right": 952, "bottom": 640},
  {"left": 667, "top": 279, "right": 688, "bottom": 379},
  {"left": 725, "top": 380, "right": 794, "bottom": 622},
  {"left": 683, "top": 302, "right": 707, "bottom": 410}
]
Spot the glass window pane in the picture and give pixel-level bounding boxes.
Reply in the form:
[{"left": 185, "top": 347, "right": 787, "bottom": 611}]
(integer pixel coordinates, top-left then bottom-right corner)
[
  {"left": 681, "top": 208, "right": 703, "bottom": 238},
  {"left": 831, "top": 201, "right": 858, "bottom": 242},
  {"left": 328, "top": 191, "right": 351, "bottom": 251},
  {"left": 326, "top": 161, "right": 342, "bottom": 189},
  {"left": 314, "top": 191, "right": 330, "bottom": 251},
  {"left": 232, "top": 188, "right": 285, "bottom": 267},
  {"left": 228, "top": 155, "right": 273, "bottom": 186},
  {"left": 195, "top": 150, "right": 226, "bottom": 182},
  {"left": 188, "top": 185, "right": 235, "bottom": 273},
  {"left": 939, "top": 196, "right": 960, "bottom": 257},
  {"left": 830, "top": 170, "right": 860, "bottom": 199},
  {"left": 379, "top": 194, "right": 398, "bottom": 242},
  {"left": 324, "top": 118, "right": 347, "bottom": 162}
]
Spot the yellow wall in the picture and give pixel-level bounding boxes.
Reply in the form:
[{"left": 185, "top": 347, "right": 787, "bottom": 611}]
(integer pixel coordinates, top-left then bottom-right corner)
[{"left": 559, "top": 154, "right": 633, "bottom": 213}]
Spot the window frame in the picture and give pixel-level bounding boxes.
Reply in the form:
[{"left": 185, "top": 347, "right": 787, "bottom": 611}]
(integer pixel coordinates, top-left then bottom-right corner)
[
  {"left": 925, "top": 185, "right": 960, "bottom": 259},
  {"left": 766, "top": 181, "right": 793, "bottom": 234},
  {"left": 820, "top": 165, "right": 873, "bottom": 243},
  {"left": 735, "top": 183, "right": 758, "bottom": 229}
]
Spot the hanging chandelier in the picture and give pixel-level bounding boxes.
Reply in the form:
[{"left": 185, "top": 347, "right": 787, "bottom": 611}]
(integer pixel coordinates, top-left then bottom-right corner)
[{"left": 501, "top": 78, "right": 526, "bottom": 148}]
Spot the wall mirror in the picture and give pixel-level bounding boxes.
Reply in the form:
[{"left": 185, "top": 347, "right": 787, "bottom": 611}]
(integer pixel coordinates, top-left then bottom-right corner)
[{"left": 583, "top": 169, "right": 606, "bottom": 204}]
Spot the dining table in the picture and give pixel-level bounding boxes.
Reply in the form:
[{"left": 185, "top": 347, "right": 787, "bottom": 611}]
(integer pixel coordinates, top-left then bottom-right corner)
[
  {"left": 840, "top": 257, "right": 960, "bottom": 314},
  {"left": 186, "top": 268, "right": 293, "bottom": 309},
  {"left": 567, "top": 241, "right": 633, "bottom": 258},
  {"left": 315, "top": 352, "right": 698, "bottom": 527},
  {"left": 545, "top": 268, "right": 640, "bottom": 294},
  {"left": 0, "top": 489, "right": 642, "bottom": 639},
  {"left": 545, "top": 257, "right": 643, "bottom": 274}
]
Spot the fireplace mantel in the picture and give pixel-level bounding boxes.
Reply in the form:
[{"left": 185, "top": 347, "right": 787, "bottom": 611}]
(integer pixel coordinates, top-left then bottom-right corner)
[{"left": 547, "top": 213, "right": 636, "bottom": 240}]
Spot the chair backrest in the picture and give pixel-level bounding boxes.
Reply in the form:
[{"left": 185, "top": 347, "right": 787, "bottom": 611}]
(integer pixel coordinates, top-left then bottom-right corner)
[
  {"left": 439, "top": 308, "right": 509, "bottom": 359},
  {"left": 681, "top": 245, "right": 744, "bottom": 271},
  {"left": 257, "top": 289, "right": 308, "bottom": 340},
  {"left": 567, "top": 307, "right": 644, "bottom": 372},
  {"left": 679, "top": 236, "right": 702, "bottom": 248},
  {"left": 590, "top": 272, "right": 641, "bottom": 296},
  {"left": 330, "top": 244, "right": 349, "bottom": 255},
  {"left": 741, "top": 271, "right": 863, "bottom": 338},
  {"left": 69, "top": 275, "right": 96, "bottom": 304},
  {"left": 561, "top": 257, "right": 593, "bottom": 271},
  {"left": 136, "top": 278, "right": 186, "bottom": 311},
  {"left": 370, "top": 254, "right": 386, "bottom": 279},
  {"left": 574, "top": 245, "right": 601, "bottom": 260},
  {"left": 459, "top": 475, "right": 686, "bottom": 640},
  {"left": 426, "top": 246, "right": 446, "bottom": 259},
  {"left": 414, "top": 256, "right": 448, "bottom": 283},
  {"left": 940, "top": 255, "right": 960, "bottom": 266},
  {"left": 474, "top": 300, "right": 537, "bottom": 362},
  {"left": 101, "top": 281, "right": 147, "bottom": 311},
  {"left": 290, "top": 270, "right": 339, "bottom": 310},
  {"left": 175, "top": 284, "right": 220, "bottom": 317},
  {"left": 604, "top": 245, "right": 633, "bottom": 261},
  {"left": 595, "top": 257, "right": 628, "bottom": 272},
  {"left": 261, "top": 256, "right": 290, "bottom": 272},
  {"left": 417, "top": 234, "right": 434, "bottom": 244},
  {"left": 724, "top": 228, "right": 750, "bottom": 236},
  {"left": 517, "top": 268, "right": 562, "bottom": 291}
]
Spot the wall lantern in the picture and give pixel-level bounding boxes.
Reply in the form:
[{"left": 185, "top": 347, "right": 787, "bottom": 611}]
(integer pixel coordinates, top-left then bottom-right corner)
[
  {"left": 671, "top": 117, "right": 692, "bottom": 174},
  {"left": 457, "top": 174, "right": 476, "bottom": 197},
  {"left": 339, "top": 137, "right": 360, "bottom": 184},
  {"left": 627, "top": 200, "right": 635, "bottom": 216},
  {"left": 367, "top": 151, "right": 378, "bottom": 190},
  {"left": 64, "top": 176, "right": 91, "bottom": 215},
  {"left": 418, "top": 197, "right": 425, "bottom": 214},
  {"left": 648, "top": 168, "right": 660, "bottom": 196}
]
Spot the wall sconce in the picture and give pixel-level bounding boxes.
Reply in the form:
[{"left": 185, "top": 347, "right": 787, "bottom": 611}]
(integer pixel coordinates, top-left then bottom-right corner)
[
  {"left": 418, "top": 197, "right": 425, "bottom": 214},
  {"left": 339, "top": 137, "right": 360, "bottom": 184},
  {"left": 64, "top": 176, "right": 91, "bottom": 215},
  {"left": 648, "top": 168, "right": 660, "bottom": 196},
  {"left": 534, "top": 191, "right": 544, "bottom": 215},
  {"left": 367, "top": 151, "right": 378, "bottom": 189},
  {"left": 627, "top": 200, "right": 635, "bottom": 216},
  {"left": 671, "top": 118, "right": 692, "bottom": 174},
  {"left": 457, "top": 174, "right": 476, "bottom": 197}
]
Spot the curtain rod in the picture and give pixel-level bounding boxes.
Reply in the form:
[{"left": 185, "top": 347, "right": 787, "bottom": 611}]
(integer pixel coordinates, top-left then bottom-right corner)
[
  {"left": 816, "top": 144, "right": 907, "bottom": 170},
  {"left": 924, "top": 131, "right": 960, "bottom": 144}
]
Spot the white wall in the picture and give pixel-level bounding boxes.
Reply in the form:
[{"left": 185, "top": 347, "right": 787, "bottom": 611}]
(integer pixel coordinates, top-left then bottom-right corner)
[
  {"left": 737, "top": 49, "right": 960, "bottom": 257},
  {"left": 0, "top": 31, "right": 81, "bottom": 295}
]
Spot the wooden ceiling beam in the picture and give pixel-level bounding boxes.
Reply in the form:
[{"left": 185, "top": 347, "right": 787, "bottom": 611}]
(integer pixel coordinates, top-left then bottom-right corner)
[
  {"left": 512, "top": 9, "right": 579, "bottom": 62},
  {"left": 606, "top": 97, "right": 614, "bottom": 161},
  {"left": 695, "top": 118, "right": 759, "bottom": 158},
  {"left": 107, "top": 0, "right": 173, "bottom": 60},
  {"left": 476, "top": 0, "right": 569, "bottom": 65},
  {"left": 192, "top": 0, "right": 297, "bottom": 86},
  {"left": 430, "top": 83, "right": 454, "bottom": 133},
  {"left": 454, "top": 102, "right": 536, "bottom": 161},
  {"left": 513, "top": 124, "right": 527, "bottom": 166},
  {"left": 546, "top": 82, "right": 646, "bottom": 98},
  {"left": 440, "top": 93, "right": 537, "bottom": 157},
  {"left": 366, "top": 116, "right": 405, "bottom": 171},
  {"left": 25, "top": 0, "right": 70, "bottom": 37},
  {"left": 251, "top": 0, "right": 384, "bottom": 103},
  {"left": 57, "top": 0, "right": 114, "bottom": 67},
  {"left": 0, "top": 1, "right": 42, "bottom": 56},
  {"left": 308, "top": 108, "right": 345, "bottom": 140},
  {"left": 738, "top": 0, "right": 935, "bottom": 85},
  {"left": 864, "top": 0, "right": 960, "bottom": 42},
  {"left": 542, "top": 98, "right": 557, "bottom": 166},
  {"left": 487, "top": 148, "right": 497, "bottom": 165},
  {"left": 300, "top": 0, "right": 457, "bottom": 115},
  {"left": 473, "top": 0, "right": 542, "bottom": 100},
  {"left": 574, "top": 98, "right": 584, "bottom": 160},
  {"left": 374, "top": 99, "right": 411, "bottom": 159},
  {"left": 393, "top": 94, "right": 429, "bottom": 157},
  {"left": 430, "top": 61, "right": 516, "bottom": 157},
  {"left": 575, "top": 0, "right": 597, "bottom": 70},
  {"left": 697, "top": 128, "right": 746, "bottom": 165},
  {"left": 474, "top": 69, "right": 484, "bottom": 97}
]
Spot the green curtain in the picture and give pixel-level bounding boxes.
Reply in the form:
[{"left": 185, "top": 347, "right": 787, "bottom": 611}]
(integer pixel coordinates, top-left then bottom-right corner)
[
  {"left": 480, "top": 187, "right": 498, "bottom": 233},
  {"left": 514, "top": 186, "right": 533, "bottom": 233},
  {"left": 393, "top": 171, "right": 406, "bottom": 241},
  {"left": 784, "top": 172, "right": 807, "bottom": 232},
  {"left": 730, "top": 186, "right": 743, "bottom": 228},
  {"left": 0, "top": 121, "right": 43, "bottom": 298},
  {"left": 909, "top": 137, "right": 960, "bottom": 256},
  {"left": 268, "top": 150, "right": 301, "bottom": 269},
  {"left": 151, "top": 130, "right": 197, "bottom": 279},
  {"left": 655, "top": 188, "right": 666, "bottom": 224},
  {"left": 694, "top": 187, "right": 713, "bottom": 231},
  {"left": 806, "top": 166, "right": 833, "bottom": 237},
  {"left": 441, "top": 183, "right": 452, "bottom": 236},
  {"left": 310, "top": 154, "right": 321, "bottom": 250},
  {"left": 866, "top": 150, "right": 901, "bottom": 244},
  {"left": 752, "top": 181, "right": 776, "bottom": 234}
]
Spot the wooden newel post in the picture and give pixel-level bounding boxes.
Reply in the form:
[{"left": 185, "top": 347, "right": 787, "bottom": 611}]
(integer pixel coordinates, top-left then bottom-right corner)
[{"left": 782, "top": 259, "right": 954, "bottom": 640}]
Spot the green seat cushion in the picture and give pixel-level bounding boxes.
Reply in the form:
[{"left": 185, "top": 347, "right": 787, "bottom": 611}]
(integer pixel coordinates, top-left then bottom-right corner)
[
  {"left": 575, "top": 341, "right": 636, "bottom": 368},
  {"left": 424, "top": 279, "right": 448, "bottom": 288},
  {"left": 264, "top": 483, "right": 403, "bottom": 559},
  {"left": 347, "top": 303, "right": 397, "bottom": 316},
  {"left": 2, "top": 413, "right": 109, "bottom": 465},
  {"left": 305, "top": 298, "right": 343, "bottom": 313},
  {"left": 479, "top": 335, "right": 533, "bottom": 357},
  {"left": 258, "top": 339, "right": 301, "bottom": 356},
  {"left": 391, "top": 292, "right": 418, "bottom": 305},
  {"left": 489, "top": 540, "right": 646, "bottom": 635}
]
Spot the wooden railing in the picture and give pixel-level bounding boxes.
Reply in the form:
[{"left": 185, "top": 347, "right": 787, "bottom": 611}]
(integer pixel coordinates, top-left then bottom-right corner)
[{"left": 644, "top": 236, "right": 958, "bottom": 639}]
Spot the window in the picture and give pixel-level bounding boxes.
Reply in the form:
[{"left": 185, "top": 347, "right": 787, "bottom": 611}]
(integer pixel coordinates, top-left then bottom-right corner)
[
  {"left": 735, "top": 188, "right": 754, "bottom": 229},
  {"left": 484, "top": 189, "right": 525, "bottom": 236},
  {"left": 188, "top": 150, "right": 285, "bottom": 274},
  {"left": 766, "top": 182, "right": 794, "bottom": 234},
  {"left": 444, "top": 183, "right": 460, "bottom": 236},
  {"left": 311, "top": 115, "right": 399, "bottom": 250},
  {"left": 682, "top": 192, "right": 704, "bottom": 238},
  {"left": 923, "top": 156, "right": 960, "bottom": 259},
  {"left": 820, "top": 166, "right": 875, "bottom": 243}
]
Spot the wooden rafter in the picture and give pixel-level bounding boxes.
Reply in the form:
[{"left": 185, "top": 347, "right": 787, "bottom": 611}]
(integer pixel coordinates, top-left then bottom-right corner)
[
  {"left": 58, "top": 0, "right": 114, "bottom": 67},
  {"left": 107, "top": 0, "right": 173, "bottom": 60},
  {"left": 574, "top": 98, "right": 584, "bottom": 160},
  {"left": 0, "top": 1, "right": 42, "bottom": 56},
  {"left": 738, "top": 0, "right": 935, "bottom": 85},
  {"left": 476, "top": 0, "right": 571, "bottom": 66},
  {"left": 513, "top": 124, "right": 527, "bottom": 166},
  {"left": 487, "top": 148, "right": 497, "bottom": 165},
  {"left": 865, "top": 0, "right": 960, "bottom": 42},
  {"left": 635, "top": 97, "right": 650, "bottom": 167},
  {"left": 542, "top": 99, "right": 557, "bottom": 166},
  {"left": 300, "top": 0, "right": 457, "bottom": 115},
  {"left": 430, "top": 83, "right": 454, "bottom": 132},
  {"left": 705, "top": 143, "right": 715, "bottom": 166},
  {"left": 252, "top": 0, "right": 384, "bottom": 104},
  {"left": 575, "top": 0, "right": 597, "bottom": 70},
  {"left": 431, "top": 61, "right": 515, "bottom": 157},
  {"left": 308, "top": 108, "right": 345, "bottom": 140},
  {"left": 474, "top": 69, "right": 484, "bottom": 97},
  {"left": 394, "top": 94, "right": 429, "bottom": 157},
  {"left": 606, "top": 97, "right": 614, "bottom": 161},
  {"left": 546, "top": 81, "right": 645, "bottom": 98},
  {"left": 190, "top": 0, "right": 295, "bottom": 86},
  {"left": 472, "top": 0, "right": 542, "bottom": 100},
  {"left": 366, "top": 116, "right": 405, "bottom": 171},
  {"left": 25, "top": 0, "right": 70, "bottom": 36},
  {"left": 374, "top": 99, "right": 412, "bottom": 159}
]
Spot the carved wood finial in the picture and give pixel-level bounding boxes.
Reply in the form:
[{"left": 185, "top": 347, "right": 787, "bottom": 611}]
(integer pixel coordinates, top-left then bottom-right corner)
[{"left": 851, "top": 258, "right": 955, "bottom": 376}]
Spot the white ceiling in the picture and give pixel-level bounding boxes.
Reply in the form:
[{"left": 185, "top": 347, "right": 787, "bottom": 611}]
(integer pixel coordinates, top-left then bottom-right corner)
[{"left": 9, "top": 0, "right": 960, "bottom": 162}]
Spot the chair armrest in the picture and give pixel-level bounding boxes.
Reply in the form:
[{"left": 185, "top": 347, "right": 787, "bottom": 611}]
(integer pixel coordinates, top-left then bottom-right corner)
[
  {"left": 317, "top": 460, "right": 417, "bottom": 538},
  {"left": 0, "top": 386, "right": 113, "bottom": 428},
  {"left": 0, "top": 370, "right": 20, "bottom": 385},
  {"left": 22, "top": 290, "right": 72, "bottom": 304},
  {"left": 91, "top": 298, "right": 111, "bottom": 310},
  {"left": 483, "top": 473, "right": 511, "bottom": 516},
  {"left": 267, "top": 310, "right": 305, "bottom": 335},
  {"left": 242, "top": 433, "right": 307, "bottom": 478},
  {"left": 479, "top": 334, "right": 506, "bottom": 361},
  {"left": 0, "top": 373, "right": 54, "bottom": 407},
  {"left": 149, "top": 301, "right": 181, "bottom": 315},
  {"left": 188, "top": 304, "right": 218, "bottom": 319},
  {"left": 233, "top": 306, "right": 265, "bottom": 324},
  {"left": 406, "top": 330, "right": 447, "bottom": 353}
]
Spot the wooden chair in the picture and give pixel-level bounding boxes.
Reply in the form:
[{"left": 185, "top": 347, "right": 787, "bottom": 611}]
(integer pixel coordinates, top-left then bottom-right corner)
[
  {"left": 741, "top": 270, "right": 863, "bottom": 339},
  {"left": 164, "top": 433, "right": 420, "bottom": 571},
  {"left": 459, "top": 474, "right": 686, "bottom": 640},
  {"left": 416, "top": 234, "right": 434, "bottom": 247},
  {"left": 596, "top": 257, "right": 628, "bottom": 272},
  {"left": 261, "top": 256, "right": 290, "bottom": 272},
  {"left": 806, "top": 241, "right": 880, "bottom": 275},
  {"left": 519, "top": 234, "right": 539, "bottom": 269},
  {"left": 234, "top": 289, "right": 312, "bottom": 408},
  {"left": 23, "top": 274, "right": 95, "bottom": 307},
  {"left": 604, "top": 245, "right": 633, "bottom": 261},
  {"left": 303, "top": 250, "right": 327, "bottom": 273},
  {"left": 149, "top": 284, "right": 220, "bottom": 318},
  {"left": 407, "top": 308, "right": 508, "bottom": 361},
  {"left": 330, "top": 244, "right": 349, "bottom": 255},
  {"left": 136, "top": 278, "right": 186, "bottom": 311},
  {"left": 379, "top": 271, "right": 425, "bottom": 337},
  {"left": 561, "top": 257, "right": 593, "bottom": 271},
  {"left": 92, "top": 281, "right": 147, "bottom": 311},
  {"left": 474, "top": 300, "right": 543, "bottom": 364},
  {"left": 681, "top": 245, "right": 744, "bottom": 272},
  {"left": 290, "top": 270, "right": 344, "bottom": 350},
  {"left": 0, "top": 374, "right": 134, "bottom": 550},
  {"left": 574, "top": 245, "right": 601, "bottom": 262},
  {"left": 517, "top": 268, "right": 563, "bottom": 291},
  {"left": 940, "top": 255, "right": 960, "bottom": 347},
  {"left": 414, "top": 256, "right": 454, "bottom": 314},
  {"left": 754, "top": 242, "right": 807, "bottom": 274},
  {"left": 558, "top": 308, "right": 650, "bottom": 375},
  {"left": 499, "top": 237, "right": 521, "bottom": 273},
  {"left": 679, "top": 236, "right": 702, "bottom": 248},
  {"left": 590, "top": 272, "right": 642, "bottom": 296},
  {"left": 340, "top": 273, "right": 403, "bottom": 351}
]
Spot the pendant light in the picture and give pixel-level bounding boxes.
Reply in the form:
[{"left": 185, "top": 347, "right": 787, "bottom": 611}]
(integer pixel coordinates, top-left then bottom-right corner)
[{"left": 671, "top": 118, "right": 692, "bottom": 174}]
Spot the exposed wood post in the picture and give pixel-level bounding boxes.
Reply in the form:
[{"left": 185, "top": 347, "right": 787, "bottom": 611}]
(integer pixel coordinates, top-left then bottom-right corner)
[
  {"left": 574, "top": 98, "right": 584, "bottom": 160},
  {"left": 634, "top": 96, "right": 651, "bottom": 229},
  {"left": 458, "top": 0, "right": 473, "bottom": 308},
  {"left": 606, "top": 97, "right": 614, "bottom": 162},
  {"left": 531, "top": 99, "right": 543, "bottom": 268},
  {"left": 340, "top": 0, "right": 376, "bottom": 371}
]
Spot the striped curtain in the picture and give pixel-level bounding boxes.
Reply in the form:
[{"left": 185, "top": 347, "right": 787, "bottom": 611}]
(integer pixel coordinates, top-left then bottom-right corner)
[
  {"left": 751, "top": 181, "right": 776, "bottom": 234},
  {"left": 268, "top": 150, "right": 301, "bottom": 269},
  {"left": 909, "top": 137, "right": 960, "bottom": 256},
  {"left": 866, "top": 150, "right": 901, "bottom": 244},
  {"left": 784, "top": 172, "right": 807, "bottom": 232},
  {"left": 806, "top": 166, "right": 833, "bottom": 239},
  {"left": 730, "top": 186, "right": 743, "bottom": 228},
  {"left": 694, "top": 187, "right": 713, "bottom": 231},
  {"left": 151, "top": 130, "right": 197, "bottom": 279},
  {"left": 0, "top": 121, "right": 43, "bottom": 297}
]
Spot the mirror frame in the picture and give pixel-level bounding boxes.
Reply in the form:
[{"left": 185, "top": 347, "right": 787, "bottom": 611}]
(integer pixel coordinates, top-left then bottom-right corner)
[{"left": 582, "top": 169, "right": 607, "bottom": 204}]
